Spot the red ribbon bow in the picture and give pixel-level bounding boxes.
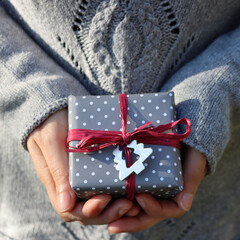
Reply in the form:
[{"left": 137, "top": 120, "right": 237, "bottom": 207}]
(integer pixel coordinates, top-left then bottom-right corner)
[{"left": 67, "top": 93, "right": 191, "bottom": 200}]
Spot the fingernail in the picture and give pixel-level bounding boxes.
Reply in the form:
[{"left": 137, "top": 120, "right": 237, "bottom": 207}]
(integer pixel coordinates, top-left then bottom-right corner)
[
  {"left": 180, "top": 193, "right": 194, "bottom": 211},
  {"left": 137, "top": 197, "right": 146, "bottom": 209},
  {"left": 119, "top": 207, "right": 130, "bottom": 216},
  {"left": 58, "top": 191, "right": 71, "bottom": 212},
  {"left": 97, "top": 197, "right": 111, "bottom": 211},
  {"left": 98, "top": 200, "right": 107, "bottom": 211}
]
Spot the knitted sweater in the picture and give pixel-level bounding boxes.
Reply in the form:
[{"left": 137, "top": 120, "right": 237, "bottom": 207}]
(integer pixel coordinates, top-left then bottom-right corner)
[{"left": 0, "top": 1, "right": 240, "bottom": 239}]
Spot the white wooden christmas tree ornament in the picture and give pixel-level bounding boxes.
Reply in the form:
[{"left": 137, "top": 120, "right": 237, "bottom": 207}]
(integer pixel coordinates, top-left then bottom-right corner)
[{"left": 113, "top": 140, "right": 153, "bottom": 181}]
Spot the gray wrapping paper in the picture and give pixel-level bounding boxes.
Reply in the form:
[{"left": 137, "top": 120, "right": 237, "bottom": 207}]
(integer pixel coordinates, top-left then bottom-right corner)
[{"left": 68, "top": 92, "right": 183, "bottom": 199}]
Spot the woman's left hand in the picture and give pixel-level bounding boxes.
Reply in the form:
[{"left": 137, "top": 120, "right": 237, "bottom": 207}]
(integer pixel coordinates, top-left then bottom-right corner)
[{"left": 108, "top": 146, "right": 207, "bottom": 233}]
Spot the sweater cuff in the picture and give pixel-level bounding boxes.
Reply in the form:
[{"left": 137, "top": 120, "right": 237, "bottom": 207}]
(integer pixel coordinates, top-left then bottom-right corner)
[
  {"left": 18, "top": 77, "right": 89, "bottom": 150},
  {"left": 21, "top": 98, "right": 67, "bottom": 150},
  {"left": 175, "top": 79, "right": 230, "bottom": 174}
]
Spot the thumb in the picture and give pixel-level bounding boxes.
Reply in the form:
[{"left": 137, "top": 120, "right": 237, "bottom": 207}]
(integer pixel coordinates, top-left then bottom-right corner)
[
  {"left": 49, "top": 154, "right": 76, "bottom": 213},
  {"left": 37, "top": 109, "right": 76, "bottom": 213},
  {"left": 176, "top": 146, "right": 207, "bottom": 211}
]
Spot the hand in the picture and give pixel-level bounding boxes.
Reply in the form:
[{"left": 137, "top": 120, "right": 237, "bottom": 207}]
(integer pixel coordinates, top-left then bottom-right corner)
[
  {"left": 108, "top": 146, "right": 207, "bottom": 233},
  {"left": 27, "top": 109, "right": 140, "bottom": 224}
]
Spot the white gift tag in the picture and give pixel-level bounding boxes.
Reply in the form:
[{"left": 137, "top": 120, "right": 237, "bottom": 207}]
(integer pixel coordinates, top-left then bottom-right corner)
[{"left": 113, "top": 140, "right": 153, "bottom": 181}]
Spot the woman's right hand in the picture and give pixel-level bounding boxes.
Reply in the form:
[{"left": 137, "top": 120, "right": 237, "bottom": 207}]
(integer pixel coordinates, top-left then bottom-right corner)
[{"left": 27, "top": 109, "right": 140, "bottom": 224}]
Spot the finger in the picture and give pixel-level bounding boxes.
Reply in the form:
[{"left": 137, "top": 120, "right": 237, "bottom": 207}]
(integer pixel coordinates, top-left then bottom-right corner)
[
  {"left": 79, "top": 198, "right": 133, "bottom": 225},
  {"left": 176, "top": 147, "right": 207, "bottom": 211},
  {"left": 108, "top": 193, "right": 186, "bottom": 233},
  {"left": 27, "top": 139, "right": 58, "bottom": 210},
  {"left": 108, "top": 196, "right": 185, "bottom": 234},
  {"left": 125, "top": 203, "right": 141, "bottom": 217},
  {"left": 43, "top": 144, "right": 76, "bottom": 213},
  {"left": 81, "top": 194, "right": 112, "bottom": 218},
  {"left": 108, "top": 213, "right": 158, "bottom": 233},
  {"left": 135, "top": 193, "right": 184, "bottom": 219}
]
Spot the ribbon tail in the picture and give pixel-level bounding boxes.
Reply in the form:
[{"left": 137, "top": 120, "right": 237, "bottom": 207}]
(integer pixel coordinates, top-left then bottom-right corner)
[{"left": 124, "top": 146, "right": 135, "bottom": 201}]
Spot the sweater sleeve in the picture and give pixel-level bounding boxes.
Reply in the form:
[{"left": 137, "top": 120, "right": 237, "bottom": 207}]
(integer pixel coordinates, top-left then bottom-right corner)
[
  {"left": 0, "top": 6, "right": 89, "bottom": 150},
  {"left": 161, "top": 24, "right": 240, "bottom": 174}
]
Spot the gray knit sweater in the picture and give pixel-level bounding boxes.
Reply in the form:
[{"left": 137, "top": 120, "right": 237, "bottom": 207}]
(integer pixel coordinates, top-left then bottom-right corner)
[{"left": 0, "top": 0, "right": 240, "bottom": 240}]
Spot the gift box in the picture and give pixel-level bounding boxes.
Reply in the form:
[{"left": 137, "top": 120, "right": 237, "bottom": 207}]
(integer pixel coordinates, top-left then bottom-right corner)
[{"left": 67, "top": 92, "right": 188, "bottom": 200}]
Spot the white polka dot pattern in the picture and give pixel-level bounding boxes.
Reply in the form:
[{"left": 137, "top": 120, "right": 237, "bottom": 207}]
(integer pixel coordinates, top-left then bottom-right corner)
[{"left": 68, "top": 92, "right": 183, "bottom": 199}]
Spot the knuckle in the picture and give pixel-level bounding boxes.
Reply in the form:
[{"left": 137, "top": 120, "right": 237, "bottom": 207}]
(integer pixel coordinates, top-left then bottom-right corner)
[
  {"left": 43, "top": 131, "right": 57, "bottom": 147},
  {"left": 51, "top": 166, "right": 69, "bottom": 185},
  {"left": 30, "top": 127, "right": 45, "bottom": 144},
  {"left": 38, "top": 166, "right": 52, "bottom": 187}
]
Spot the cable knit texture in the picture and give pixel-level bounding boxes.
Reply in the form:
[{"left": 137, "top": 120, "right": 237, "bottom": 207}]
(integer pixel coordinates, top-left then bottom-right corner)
[{"left": 0, "top": 0, "right": 240, "bottom": 239}]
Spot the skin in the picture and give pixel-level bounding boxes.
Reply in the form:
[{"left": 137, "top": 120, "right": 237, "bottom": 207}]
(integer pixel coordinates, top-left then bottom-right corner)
[{"left": 27, "top": 108, "right": 207, "bottom": 233}]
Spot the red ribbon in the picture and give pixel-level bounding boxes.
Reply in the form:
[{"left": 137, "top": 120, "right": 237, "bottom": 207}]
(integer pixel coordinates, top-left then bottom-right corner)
[{"left": 67, "top": 93, "right": 191, "bottom": 200}]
